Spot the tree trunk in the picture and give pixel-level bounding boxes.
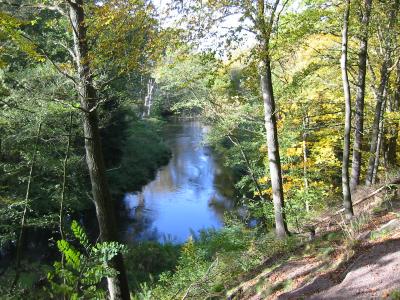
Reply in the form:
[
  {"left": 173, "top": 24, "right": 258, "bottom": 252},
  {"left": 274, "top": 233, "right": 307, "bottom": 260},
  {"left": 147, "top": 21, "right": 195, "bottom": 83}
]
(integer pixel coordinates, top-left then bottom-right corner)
[
  {"left": 59, "top": 112, "right": 73, "bottom": 241},
  {"left": 366, "top": 0, "right": 398, "bottom": 185},
  {"left": 385, "top": 60, "right": 400, "bottom": 167},
  {"left": 302, "top": 114, "right": 310, "bottom": 212},
  {"left": 372, "top": 110, "right": 384, "bottom": 184},
  {"left": 366, "top": 58, "right": 391, "bottom": 186},
  {"left": 68, "top": 2, "right": 130, "bottom": 299},
  {"left": 143, "top": 78, "right": 155, "bottom": 118},
  {"left": 256, "top": 0, "right": 289, "bottom": 238},
  {"left": 350, "top": 0, "right": 372, "bottom": 191},
  {"left": 340, "top": 0, "right": 354, "bottom": 219},
  {"left": 259, "top": 58, "right": 289, "bottom": 238}
]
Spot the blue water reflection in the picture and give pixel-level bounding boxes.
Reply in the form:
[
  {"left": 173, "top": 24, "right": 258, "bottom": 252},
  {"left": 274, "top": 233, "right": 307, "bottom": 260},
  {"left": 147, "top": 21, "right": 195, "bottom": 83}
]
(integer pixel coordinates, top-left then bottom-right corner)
[{"left": 123, "top": 121, "right": 235, "bottom": 243}]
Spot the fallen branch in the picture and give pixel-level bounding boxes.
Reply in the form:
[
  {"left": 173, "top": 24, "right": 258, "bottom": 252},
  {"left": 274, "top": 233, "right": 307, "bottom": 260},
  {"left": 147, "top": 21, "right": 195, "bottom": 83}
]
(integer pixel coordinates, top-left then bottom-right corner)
[
  {"left": 353, "top": 178, "right": 400, "bottom": 207},
  {"left": 308, "top": 178, "right": 400, "bottom": 230}
]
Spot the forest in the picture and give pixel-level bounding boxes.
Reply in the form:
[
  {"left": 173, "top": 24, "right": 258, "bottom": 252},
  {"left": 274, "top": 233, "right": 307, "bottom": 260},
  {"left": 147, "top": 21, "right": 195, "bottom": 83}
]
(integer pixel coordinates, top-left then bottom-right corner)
[{"left": 0, "top": 0, "right": 400, "bottom": 299}]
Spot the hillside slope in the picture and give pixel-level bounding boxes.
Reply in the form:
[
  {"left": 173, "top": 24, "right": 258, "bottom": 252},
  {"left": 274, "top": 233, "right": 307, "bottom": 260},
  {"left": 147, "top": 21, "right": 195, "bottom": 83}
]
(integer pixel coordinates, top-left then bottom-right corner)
[{"left": 229, "top": 186, "right": 400, "bottom": 300}]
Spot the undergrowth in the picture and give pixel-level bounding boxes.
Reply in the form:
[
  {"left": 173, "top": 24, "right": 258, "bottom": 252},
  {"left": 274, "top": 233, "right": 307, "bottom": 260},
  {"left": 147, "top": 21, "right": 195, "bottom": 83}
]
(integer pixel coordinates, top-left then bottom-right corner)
[{"left": 131, "top": 219, "right": 300, "bottom": 299}]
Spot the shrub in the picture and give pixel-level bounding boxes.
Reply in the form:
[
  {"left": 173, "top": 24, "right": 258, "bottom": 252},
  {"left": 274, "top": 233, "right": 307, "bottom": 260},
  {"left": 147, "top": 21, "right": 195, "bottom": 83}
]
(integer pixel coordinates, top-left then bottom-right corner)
[{"left": 47, "top": 221, "right": 127, "bottom": 299}]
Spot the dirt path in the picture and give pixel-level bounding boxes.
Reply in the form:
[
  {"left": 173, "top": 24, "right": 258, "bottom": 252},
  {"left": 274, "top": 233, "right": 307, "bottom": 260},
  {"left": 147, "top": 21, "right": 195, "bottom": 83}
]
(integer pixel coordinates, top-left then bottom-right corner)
[
  {"left": 228, "top": 188, "right": 400, "bottom": 300},
  {"left": 233, "top": 215, "right": 400, "bottom": 299},
  {"left": 279, "top": 238, "right": 400, "bottom": 299}
]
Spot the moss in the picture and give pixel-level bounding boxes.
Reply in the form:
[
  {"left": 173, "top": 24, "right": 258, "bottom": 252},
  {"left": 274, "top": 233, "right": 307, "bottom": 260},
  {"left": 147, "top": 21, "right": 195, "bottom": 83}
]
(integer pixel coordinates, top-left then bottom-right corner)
[
  {"left": 389, "top": 289, "right": 400, "bottom": 300},
  {"left": 318, "top": 246, "right": 335, "bottom": 258}
]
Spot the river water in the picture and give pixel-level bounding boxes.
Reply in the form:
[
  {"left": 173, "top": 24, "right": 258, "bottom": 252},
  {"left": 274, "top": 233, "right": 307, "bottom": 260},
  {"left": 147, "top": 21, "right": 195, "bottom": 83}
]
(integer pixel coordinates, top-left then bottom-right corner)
[{"left": 122, "top": 120, "right": 236, "bottom": 243}]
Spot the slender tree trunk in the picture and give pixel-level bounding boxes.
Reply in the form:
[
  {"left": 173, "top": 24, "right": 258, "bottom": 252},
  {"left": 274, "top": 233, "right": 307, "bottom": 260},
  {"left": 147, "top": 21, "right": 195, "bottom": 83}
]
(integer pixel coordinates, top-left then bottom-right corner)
[
  {"left": 372, "top": 110, "right": 385, "bottom": 184},
  {"left": 11, "top": 122, "right": 42, "bottom": 290},
  {"left": 385, "top": 60, "right": 400, "bottom": 167},
  {"left": 340, "top": 0, "right": 354, "bottom": 219},
  {"left": 227, "top": 134, "right": 266, "bottom": 201},
  {"left": 143, "top": 78, "right": 155, "bottom": 118},
  {"left": 60, "top": 113, "right": 73, "bottom": 300},
  {"left": 68, "top": 2, "right": 130, "bottom": 299},
  {"left": 256, "top": 0, "right": 289, "bottom": 238},
  {"left": 350, "top": 0, "right": 372, "bottom": 191},
  {"left": 59, "top": 112, "right": 73, "bottom": 241},
  {"left": 259, "top": 58, "right": 289, "bottom": 238},
  {"left": 302, "top": 115, "right": 310, "bottom": 212},
  {"left": 366, "top": 0, "right": 398, "bottom": 185},
  {"left": 366, "top": 62, "right": 390, "bottom": 186}
]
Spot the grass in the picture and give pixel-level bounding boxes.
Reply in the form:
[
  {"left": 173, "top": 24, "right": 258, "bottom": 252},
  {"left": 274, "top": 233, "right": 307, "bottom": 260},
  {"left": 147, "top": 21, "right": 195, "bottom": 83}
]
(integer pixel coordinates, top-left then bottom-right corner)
[
  {"left": 261, "top": 279, "right": 293, "bottom": 298},
  {"left": 388, "top": 289, "right": 400, "bottom": 300},
  {"left": 369, "top": 228, "right": 393, "bottom": 241}
]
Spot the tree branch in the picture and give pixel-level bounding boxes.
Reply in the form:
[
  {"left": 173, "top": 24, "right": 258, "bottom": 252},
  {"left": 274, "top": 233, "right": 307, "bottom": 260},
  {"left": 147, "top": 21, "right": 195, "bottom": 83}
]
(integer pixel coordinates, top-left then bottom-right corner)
[{"left": 20, "top": 33, "right": 78, "bottom": 85}]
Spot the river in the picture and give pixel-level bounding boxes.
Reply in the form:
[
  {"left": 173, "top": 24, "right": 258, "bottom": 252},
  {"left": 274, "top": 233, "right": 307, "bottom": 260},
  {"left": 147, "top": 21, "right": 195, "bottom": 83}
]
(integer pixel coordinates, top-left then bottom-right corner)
[{"left": 122, "top": 120, "right": 236, "bottom": 244}]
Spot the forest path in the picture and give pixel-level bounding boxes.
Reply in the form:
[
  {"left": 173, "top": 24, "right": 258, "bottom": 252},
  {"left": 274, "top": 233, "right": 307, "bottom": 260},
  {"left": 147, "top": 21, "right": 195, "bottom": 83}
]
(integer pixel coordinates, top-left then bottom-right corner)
[
  {"left": 278, "top": 236, "right": 400, "bottom": 299},
  {"left": 308, "top": 237, "right": 400, "bottom": 299},
  {"left": 229, "top": 187, "right": 400, "bottom": 300}
]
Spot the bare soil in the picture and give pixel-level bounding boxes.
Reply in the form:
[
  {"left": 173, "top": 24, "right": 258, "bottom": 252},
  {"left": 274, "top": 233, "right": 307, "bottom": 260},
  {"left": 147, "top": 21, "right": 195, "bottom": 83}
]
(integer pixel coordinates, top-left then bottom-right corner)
[{"left": 230, "top": 186, "right": 400, "bottom": 300}]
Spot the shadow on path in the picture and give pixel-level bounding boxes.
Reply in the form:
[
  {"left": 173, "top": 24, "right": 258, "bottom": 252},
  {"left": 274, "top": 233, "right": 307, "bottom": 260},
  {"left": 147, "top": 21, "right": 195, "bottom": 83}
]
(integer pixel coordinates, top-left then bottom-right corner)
[{"left": 278, "top": 238, "right": 400, "bottom": 299}]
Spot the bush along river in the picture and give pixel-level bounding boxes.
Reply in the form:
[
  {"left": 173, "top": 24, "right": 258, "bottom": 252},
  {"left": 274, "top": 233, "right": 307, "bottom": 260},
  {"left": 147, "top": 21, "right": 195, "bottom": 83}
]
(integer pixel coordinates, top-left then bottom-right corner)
[{"left": 122, "top": 120, "right": 237, "bottom": 244}]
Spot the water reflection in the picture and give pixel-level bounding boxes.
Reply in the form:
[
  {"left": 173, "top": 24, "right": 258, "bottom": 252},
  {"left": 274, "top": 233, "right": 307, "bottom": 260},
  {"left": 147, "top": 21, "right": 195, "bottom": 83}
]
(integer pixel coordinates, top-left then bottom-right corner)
[{"left": 123, "top": 120, "right": 235, "bottom": 243}]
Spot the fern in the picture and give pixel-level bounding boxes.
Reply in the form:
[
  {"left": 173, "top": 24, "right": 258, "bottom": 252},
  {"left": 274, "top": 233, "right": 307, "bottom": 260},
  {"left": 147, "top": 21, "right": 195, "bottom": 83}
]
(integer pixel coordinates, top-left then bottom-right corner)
[{"left": 47, "top": 221, "right": 127, "bottom": 299}]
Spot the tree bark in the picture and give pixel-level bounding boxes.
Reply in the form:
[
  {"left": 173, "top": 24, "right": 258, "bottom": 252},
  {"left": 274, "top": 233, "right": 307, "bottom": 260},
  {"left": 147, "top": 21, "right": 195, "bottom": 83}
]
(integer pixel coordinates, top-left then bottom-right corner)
[
  {"left": 59, "top": 112, "right": 73, "bottom": 241},
  {"left": 350, "top": 0, "right": 372, "bottom": 191},
  {"left": 385, "top": 60, "right": 400, "bottom": 167},
  {"left": 366, "top": 61, "right": 390, "bottom": 186},
  {"left": 256, "top": 0, "right": 289, "bottom": 238},
  {"left": 302, "top": 114, "right": 310, "bottom": 212},
  {"left": 372, "top": 111, "right": 384, "bottom": 184},
  {"left": 259, "top": 58, "right": 289, "bottom": 238},
  {"left": 68, "top": 2, "right": 130, "bottom": 299},
  {"left": 340, "top": 0, "right": 354, "bottom": 219},
  {"left": 143, "top": 78, "right": 155, "bottom": 118},
  {"left": 365, "top": 0, "right": 399, "bottom": 185}
]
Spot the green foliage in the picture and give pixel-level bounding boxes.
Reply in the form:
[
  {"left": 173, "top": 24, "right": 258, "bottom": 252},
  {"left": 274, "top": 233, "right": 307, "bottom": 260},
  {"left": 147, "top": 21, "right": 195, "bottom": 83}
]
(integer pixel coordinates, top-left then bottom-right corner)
[
  {"left": 125, "top": 241, "right": 181, "bottom": 290},
  {"left": 0, "top": 11, "right": 44, "bottom": 66},
  {"left": 47, "top": 221, "right": 127, "bottom": 299},
  {"left": 152, "top": 49, "right": 222, "bottom": 116},
  {"left": 1, "top": 0, "right": 400, "bottom": 299},
  {"left": 133, "top": 221, "right": 300, "bottom": 299},
  {"left": 0, "top": 261, "right": 50, "bottom": 300},
  {"left": 107, "top": 116, "right": 171, "bottom": 194},
  {"left": 389, "top": 289, "right": 400, "bottom": 300}
]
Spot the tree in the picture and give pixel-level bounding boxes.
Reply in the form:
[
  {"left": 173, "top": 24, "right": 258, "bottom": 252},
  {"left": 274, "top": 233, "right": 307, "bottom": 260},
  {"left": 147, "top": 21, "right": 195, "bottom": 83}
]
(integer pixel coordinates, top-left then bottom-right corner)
[
  {"left": 67, "top": 1, "right": 130, "bottom": 298},
  {"left": 350, "top": 0, "right": 372, "bottom": 191},
  {"left": 256, "top": 0, "right": 289, "bottom": 237},
  {"left": 2, "top": 0, "right": 163, "bottom": 296},
  {"left": 384, "top": 61, "right": 400, "bottom": 167},
  {"left": 365, "top": 0, "right": 399, "bottom": 185},
  {"left": 340, "top": 0, "right": 354, "bottom": 219},
  {"left": 190, "top": 0, "right": 290, "bottom": 237},
  {"left": 169, "top": 0, "right": 349, "bottom": 237}
]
